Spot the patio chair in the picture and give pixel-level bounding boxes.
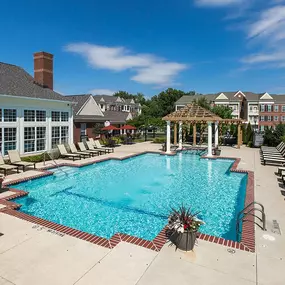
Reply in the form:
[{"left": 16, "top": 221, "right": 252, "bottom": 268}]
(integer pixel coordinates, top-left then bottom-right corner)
[
  {"left": 8, "top": 150, "right": 36, "bottom": 171},
  {"left": 88, "top": 138, "right": 107, "bottom": 154},
  {"left": 69, "top": 143, "right": 92, "bottom": 158},
  {"left": 93, "top": 139, "right": 114, "bottom": 153},
  {"left": 0, "top": 153, "right": 19, "bottom": 175},
  {"left": 78, "top": 142, "right": 100, "bottom": 156},
  {"left": 262, "top": 155, "right": 285, "bottom": 165},
  {"left": 277, "top": 166, "right": 285, "bottom": 175},
  {"left": 86, "top": 141, "right": 106, "bottom": 155},
  {"left": 57, "top": 145, "right": 81, "bottom": 161},
  {"left": 261, "top": 143, "right": 285, "bottom": 154},
  {"left": 261, "top": 142, "right": 284, "bottom": 151}
]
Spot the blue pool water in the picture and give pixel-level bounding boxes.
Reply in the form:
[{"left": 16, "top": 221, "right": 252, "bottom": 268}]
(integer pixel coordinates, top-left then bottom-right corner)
[{"left": 11, "top": 153, "right": 247, "bottom": 241}]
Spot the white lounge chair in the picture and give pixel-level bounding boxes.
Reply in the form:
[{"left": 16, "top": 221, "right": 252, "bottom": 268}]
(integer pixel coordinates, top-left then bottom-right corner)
[
  {"left": 8, "top": 150, "right": 36, "bottom": 171},
  {"left": 57, "top": 144, "right": 81, "bottom": 161}
]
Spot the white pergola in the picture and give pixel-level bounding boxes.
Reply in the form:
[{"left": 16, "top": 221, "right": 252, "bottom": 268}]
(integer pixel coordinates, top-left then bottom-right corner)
[{"left": 163, "top": 104, "right": 244, "bottom": 156}]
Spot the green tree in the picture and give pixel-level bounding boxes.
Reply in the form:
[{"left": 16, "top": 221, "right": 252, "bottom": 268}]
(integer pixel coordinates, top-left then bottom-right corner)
[
  {"left": 113, "top": 91, "right": 133, "bottom": 99},
  {"left": 246, "top": 123, "right": 253, "bottom": 145},
  {"left": 211, "top": 105, "right": 232, "bottom": 119},
  {"left": 193, "top": 97, "right": 211, "bottom": 109}
]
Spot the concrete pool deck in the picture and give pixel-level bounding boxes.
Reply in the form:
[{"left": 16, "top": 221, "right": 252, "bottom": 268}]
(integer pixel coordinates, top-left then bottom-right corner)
[{"left": 0, "top": 142, "right": 284, "bottom": 285}]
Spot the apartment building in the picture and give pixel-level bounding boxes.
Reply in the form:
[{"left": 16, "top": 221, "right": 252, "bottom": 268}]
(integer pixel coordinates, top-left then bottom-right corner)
[
  {"left": 93, "top": 95, "right": 141, "bottom": 116},
  {"left": 175, "top": 91, "right": 285, "bottom": 131},
  {"left": 66, "top": 94, "right": 135, "bottom": 142}
]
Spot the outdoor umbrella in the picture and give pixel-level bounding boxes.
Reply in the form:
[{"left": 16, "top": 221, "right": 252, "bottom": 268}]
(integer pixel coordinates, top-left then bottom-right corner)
[
  {"left": 120, "top": 125, "right": 137, "bottom": 130},
  {"left": 101, "top": 125, "right": 120, "bottom": 131}
]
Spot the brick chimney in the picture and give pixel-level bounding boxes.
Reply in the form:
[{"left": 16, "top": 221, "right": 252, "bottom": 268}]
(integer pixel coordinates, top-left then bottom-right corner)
[{"left": 34, "top": 51, "right": 53, "bottom": 90}]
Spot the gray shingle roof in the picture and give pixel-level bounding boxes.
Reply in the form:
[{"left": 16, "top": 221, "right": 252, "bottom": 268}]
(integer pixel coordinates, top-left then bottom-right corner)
[
  {"left": 93, "top": 95, "right": 118, "bottom": 103},
  {"left": 65, "top": 94, "right": 91, "bottom": 114},
  {"left": 271, "top": 95, "right": 285, "bottom": 103},
  {"left": 104, "top": 111, "right": 130, "bottom": 123},
  {"left": 0, "top": 62, "right": 66, "bottom": 101}
]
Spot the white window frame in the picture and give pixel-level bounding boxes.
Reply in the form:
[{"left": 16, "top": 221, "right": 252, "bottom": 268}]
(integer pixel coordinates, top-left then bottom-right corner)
[
  {"left": 260, "top": 116, "right": 265, "bottom": 122},
  {"left": 0, "top": 127, "right": 17, "bottom": 155},
  {"left": 23, "top": 126, "right": 46, "bottom": 153},
  {"left": 274, "top": 105, "right": 279, "bottom": 112},
  {"left": 274, "top": 116, "right": 279, "bottom": 121}
]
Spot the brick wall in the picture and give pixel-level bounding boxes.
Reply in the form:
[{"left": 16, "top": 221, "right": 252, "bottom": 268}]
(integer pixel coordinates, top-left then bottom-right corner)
[
  {"left": 34, "top": 51, "right": 53, "bottom": 90},
  {"left": 73, "top": 122, "right": 97, "bottom": 143},
  {"left": 259, "top": 104, "right": 285, "bottom": 129}
]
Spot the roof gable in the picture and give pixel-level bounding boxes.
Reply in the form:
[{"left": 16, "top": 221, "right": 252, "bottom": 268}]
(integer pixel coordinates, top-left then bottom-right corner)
[
  {"left": 115, "top": 97, "right": 123, "bottom": 102},
  {"left": 260, "top": 92, "right": 273, "bottom": 100},
  {"left": 99, "top": 97, "right": 105, "bottom": 102},
  {"left": 78, "top": 96, "right": 104, "bottom": 117},
  {"left": 126, "top": 113, "right": 133, "bottom": 120},
  {"left": 234, "top": 91, "right": 246, "bottom": 98},
  {"left": 215, "top": 93, "right": 228, "bottom": 100}
]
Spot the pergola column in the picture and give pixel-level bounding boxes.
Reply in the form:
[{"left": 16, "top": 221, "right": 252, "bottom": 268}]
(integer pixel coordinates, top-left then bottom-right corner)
[
  {"left": 214, "top": 121, "right": 219, "bottom": 147},
  {"left": 237, "top": 124, "right": 241, "bottom": 149},
  {"left": 207, "top": 121, "right": 213, "bottom": 157},
  {"left": 178, "top": 121, "right": 183, "bottom": 149},
  {"left": 174, "top": 123, "right": 177, "bottom": 145},
  {"left": 166, "top": 121, "right": 171, "bottom": 153},
  {"left": 193, "top": 123, "right": 197, "bottom": 146}
]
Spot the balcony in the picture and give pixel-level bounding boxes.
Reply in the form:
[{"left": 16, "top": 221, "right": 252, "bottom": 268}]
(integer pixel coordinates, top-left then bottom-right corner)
[
  {"left": 248, "top": 110, "right": 259, "bottom": 115},
  {"left": 231, "top": 109, "right": 239, "bottom": 115}
]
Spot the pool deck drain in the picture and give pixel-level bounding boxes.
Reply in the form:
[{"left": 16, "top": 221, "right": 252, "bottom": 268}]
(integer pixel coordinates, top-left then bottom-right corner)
[{"left": 0, "top": 151, "right": 255, "bottom": 253}]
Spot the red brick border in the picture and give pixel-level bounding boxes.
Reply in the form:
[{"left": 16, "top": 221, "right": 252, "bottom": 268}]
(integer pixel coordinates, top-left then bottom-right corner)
[{"left": 0, "top": 152, "right": 254, "bottom": 252}]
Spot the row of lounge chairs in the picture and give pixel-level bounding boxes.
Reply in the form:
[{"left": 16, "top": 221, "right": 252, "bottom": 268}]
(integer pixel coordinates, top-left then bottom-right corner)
[
  {"left": 0, "top": 139, "right": 114, "bottom": 176},
  {"left": 260, "top": 142, "right": 285, "bottom": 165},
  {"left": 57, "top": 139, "right": 114, "bottom": 161}
]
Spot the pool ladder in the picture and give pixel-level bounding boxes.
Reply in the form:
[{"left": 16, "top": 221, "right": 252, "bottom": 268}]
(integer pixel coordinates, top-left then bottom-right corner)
[
  {"left": 43, "top": 150, "right": 68, "bottom": 176},
  {"left": 236, "top": 201, "right": 266, "bottom": 241}
]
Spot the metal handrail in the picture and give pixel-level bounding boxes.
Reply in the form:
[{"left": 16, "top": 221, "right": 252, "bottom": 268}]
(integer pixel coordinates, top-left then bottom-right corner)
[
  {"left": 236, "top": 201, "right": 266, "bottom": 241},
  {"left": 43, "top": 150, "right": 68, "bottom": 176}
]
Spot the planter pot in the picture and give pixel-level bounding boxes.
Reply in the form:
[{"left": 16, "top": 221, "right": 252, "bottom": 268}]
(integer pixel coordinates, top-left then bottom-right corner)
[
  {"left": 169, "top": 230, "right": 197, "bottom": 251},
  {"left": 215, "top": 149, "right": 221, "bottom": 156}
]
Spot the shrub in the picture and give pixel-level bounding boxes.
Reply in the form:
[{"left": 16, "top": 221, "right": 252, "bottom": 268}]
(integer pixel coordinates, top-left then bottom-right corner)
[
  {"left": 247, "top": 141, "right": 253, "bottom": 148},
  {"left": 152, "top": 137, "right": 166, "bottom": 144}
]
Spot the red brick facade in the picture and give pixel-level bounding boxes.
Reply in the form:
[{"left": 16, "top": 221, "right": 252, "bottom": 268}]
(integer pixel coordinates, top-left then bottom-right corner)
[
  {"left": 73, "top": 122, "right": 97, "bottom": 143},
  {"left": 259, "top": 103, "right": 285, "bottom": 129},
  {"left": 34, "top": 51, "right": 53, "bottom": 90}
]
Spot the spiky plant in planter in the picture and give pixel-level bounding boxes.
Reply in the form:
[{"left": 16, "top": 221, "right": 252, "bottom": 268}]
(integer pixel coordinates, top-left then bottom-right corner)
[{"left": 168, "top": 205, "right": 204, "bottom": 251}]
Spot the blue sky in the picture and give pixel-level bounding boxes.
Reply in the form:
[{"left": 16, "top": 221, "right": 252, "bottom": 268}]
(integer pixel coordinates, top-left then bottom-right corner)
[{"left": 1, "top": 0, "right": 285, "bottom": 96}]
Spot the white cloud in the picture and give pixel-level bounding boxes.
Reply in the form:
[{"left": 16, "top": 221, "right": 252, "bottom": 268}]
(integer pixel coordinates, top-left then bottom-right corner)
[
  {"left": 89, "top": 89, "right": 116, "bottom": 95},
  {"left": 242, "top": 51, "right": 285, "bottom": 64},
  {"left": 240, "top": 5, "right": 285, "bottom": 67},
  {"left": 131, "top": 62, "right": 187, "bottom": 85},
  {"left": 65, "top": 43, "right": 187, "bottom": 86},
  {"left": 247, "top": 6, "right": 285, "bottom": 40},
  {"left": 195, "top": 0, "right": 244, "bottom": 7}
]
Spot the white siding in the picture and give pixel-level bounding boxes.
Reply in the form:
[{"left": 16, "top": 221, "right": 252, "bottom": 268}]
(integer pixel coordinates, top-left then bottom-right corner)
[{"left": 0, "top": 95, "right": 73, "bottom": 156}]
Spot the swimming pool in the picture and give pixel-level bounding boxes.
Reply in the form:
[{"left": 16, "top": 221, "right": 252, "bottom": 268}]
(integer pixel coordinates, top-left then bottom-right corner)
[{"left": 11, "top": 153, "right": 247, "bottom": 241}]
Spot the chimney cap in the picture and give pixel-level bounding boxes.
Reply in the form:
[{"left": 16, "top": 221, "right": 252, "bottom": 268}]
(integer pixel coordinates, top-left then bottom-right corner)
[{"left": 33, "top": 51, "right": 53, "bottom": 58}]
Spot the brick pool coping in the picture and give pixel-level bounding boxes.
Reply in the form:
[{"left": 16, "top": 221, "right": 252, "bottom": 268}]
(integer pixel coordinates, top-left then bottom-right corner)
[{"left": 0, "top": 151, "right": 255, "bottom": 252}]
